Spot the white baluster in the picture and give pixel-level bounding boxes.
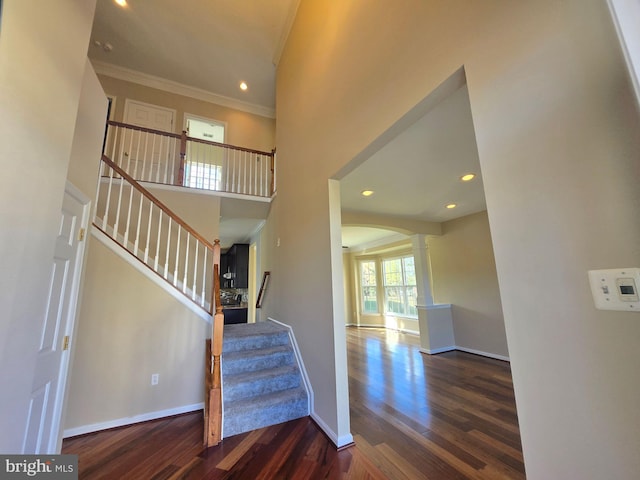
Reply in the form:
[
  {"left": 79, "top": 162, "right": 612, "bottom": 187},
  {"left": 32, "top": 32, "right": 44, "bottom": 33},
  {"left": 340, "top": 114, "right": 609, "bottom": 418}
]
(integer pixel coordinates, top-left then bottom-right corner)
[
  {"left": 155, "top": 134, "right": 163, "bottom": 183},
  {"left": 124, "top": 181, "right": 134, "bottom": 248},
  {"left": 154, "top": 211, "right": 162, "bottom": 271},
  {"left": 192, "top": 242, "right": 199, "bottom": 301},
  {"left": 170, "top": 137, "right": 177, "bottom": 184},
  {"left": 174, "top": 225, "right": 181, "bottom": 287},
  {"left": 125, "top": 127, "right": 134, "bottom": 175},
  {"left": 142, "top": 131, "right": 150, "bottom": 182},
  {"left": 183, "top": 233, "right": 190, "bottom": 294},
  {"left": 244, "top": 150, "right": 248, "bottom": 194},
  {"left": 103, "top": 163, "right": 114, "bottom": 230},
  {"left": 164, "top": 218, "right": 171, "bottom": 280},
  {"left": 134, "top": 188, "right": 144, "bottom": 256},
  {"left": 133, "top": 127, "right": 142, "bottom": 179},
  {"left": 201, "top": 248, "right": 208, "bottom": 307},
  {"left": 224, "top": 147, "right": 229, "bottom": 192},
  {"left": 113, "top": 164, "right": 125, "bottom": 238},
  {"left": 163, "top": 135, "right": 169, "bottom": 184},
  {"left": 144, "top": 203, "right": 153, "bottom": 264}
]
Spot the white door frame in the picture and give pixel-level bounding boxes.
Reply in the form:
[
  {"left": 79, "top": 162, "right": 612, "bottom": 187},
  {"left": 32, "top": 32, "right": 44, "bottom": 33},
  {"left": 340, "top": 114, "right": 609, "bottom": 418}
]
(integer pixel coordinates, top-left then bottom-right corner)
[
  {"left": 183, "top": 112, "right": 227, "bottom": 142},
  {"left": 33, "top": 182, "right": 91, "bottom": 453},
  {"left": 51, "top": 182, "right": 91, "bottom": 452}
]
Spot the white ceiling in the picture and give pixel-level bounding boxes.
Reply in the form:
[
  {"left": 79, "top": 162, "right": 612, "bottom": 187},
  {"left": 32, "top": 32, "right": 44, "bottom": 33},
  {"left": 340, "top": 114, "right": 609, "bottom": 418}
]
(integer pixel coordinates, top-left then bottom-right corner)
[
  {"left": 89, "top": 0, "right": 299, "bottom": 110},
  {"left": 340, "top": 85, "right": 486, "bottom": 249},
  {"left": 90, "top": 2, "right": 486, "bottom": 251}
]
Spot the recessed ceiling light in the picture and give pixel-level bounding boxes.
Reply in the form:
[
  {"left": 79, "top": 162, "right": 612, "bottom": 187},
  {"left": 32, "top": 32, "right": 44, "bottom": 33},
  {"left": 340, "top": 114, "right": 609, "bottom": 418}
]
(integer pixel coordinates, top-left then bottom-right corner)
[
  {"left": 460, "top": 173, "right": 476, "bottom": 182},
  {"left": 361, "top": 190, "right": 375, "bottom": 197},
  {"left": 114, "top": 0, "right": 127, "bottom": 7},
  {"left": 240, "top": 82, "right": 248, "bottom": 91},
  {"left": 446, "top": 203, "right": 457, "bottom": 209}
]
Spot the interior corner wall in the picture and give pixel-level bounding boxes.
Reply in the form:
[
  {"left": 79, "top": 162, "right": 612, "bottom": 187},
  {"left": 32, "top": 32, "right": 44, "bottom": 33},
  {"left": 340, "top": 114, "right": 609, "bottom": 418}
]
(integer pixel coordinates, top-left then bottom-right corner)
[
  {"left": 428, "top": 211, "right": 508, "bottom": 358},
  {"left": 0, "top": 0, "right": 98, "bottom": 453},
  {"left": 66, "top": 61, "right": 109, "bottom": 200},
  {"left": 64, "top": 238, "right": 208, "bottom": 432},
  {"left": 275, "top": 0, "right": 640, "bottom": 477},
  {"left": 96, "top": 75, "right": 276, "bottom": 152}
]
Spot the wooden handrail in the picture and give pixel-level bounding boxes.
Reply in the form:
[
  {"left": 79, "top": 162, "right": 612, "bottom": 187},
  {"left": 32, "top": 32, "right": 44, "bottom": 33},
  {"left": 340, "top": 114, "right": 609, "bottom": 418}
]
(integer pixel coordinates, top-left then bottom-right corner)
[
  {"left": 101, "top": 154, "right": 216, "bottom": 251},
  {"left": 107, "top": 120, "right": 181, "bottom": 139},
  {"left": 187, "top": 136, "right": 274, "bottom": 157},
  {"left": 108, "top": 120, "right": 274, "bottom": 157}
]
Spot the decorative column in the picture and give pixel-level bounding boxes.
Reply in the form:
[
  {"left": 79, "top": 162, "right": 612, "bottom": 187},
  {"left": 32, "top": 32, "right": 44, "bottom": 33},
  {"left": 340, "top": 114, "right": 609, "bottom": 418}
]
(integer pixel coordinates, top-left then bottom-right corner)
[{"left": 412, "top": 235, "right": 455, "bottom": 354}]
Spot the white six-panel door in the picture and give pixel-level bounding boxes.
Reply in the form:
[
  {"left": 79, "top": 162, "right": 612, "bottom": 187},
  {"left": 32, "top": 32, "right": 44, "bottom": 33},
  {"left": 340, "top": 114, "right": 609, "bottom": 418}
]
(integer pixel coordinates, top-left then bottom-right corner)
[
  {"left": 23, "top": 183, "right": 89, "bottom": 453},
  {"left": 122, "top": 100, "right": 176, "bottom": 182}
]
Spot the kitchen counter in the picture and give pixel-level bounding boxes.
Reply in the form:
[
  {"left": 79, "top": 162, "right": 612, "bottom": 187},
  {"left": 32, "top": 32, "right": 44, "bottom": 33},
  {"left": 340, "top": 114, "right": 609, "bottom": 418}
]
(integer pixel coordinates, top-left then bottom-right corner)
[{"left": 222, "top": 304, "right": 248, "bottom": 310}]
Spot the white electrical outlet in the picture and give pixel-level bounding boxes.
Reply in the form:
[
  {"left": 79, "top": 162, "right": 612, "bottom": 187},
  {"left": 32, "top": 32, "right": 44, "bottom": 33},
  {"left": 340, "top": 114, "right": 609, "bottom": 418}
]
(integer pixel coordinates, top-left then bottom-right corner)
[{"left": 151, "top": 373, "right": 159, "bottom": 385}]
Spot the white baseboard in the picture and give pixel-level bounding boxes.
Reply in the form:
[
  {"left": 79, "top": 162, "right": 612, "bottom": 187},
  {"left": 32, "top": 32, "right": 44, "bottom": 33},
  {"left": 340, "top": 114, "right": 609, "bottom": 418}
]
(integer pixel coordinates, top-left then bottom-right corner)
[
  {"left": 397, "top": 327, "right": 420, "bottom": 336},
  {"left": 419, "top": 345, "right": 510, "bottom": 361},
  {"left": 63, "top": 402, "right": 204, "bottom": 438},
  {"left": 455, "top": 346, "right": 510, "bottom": 362},
  {"left": 269, "top": 318, "right": 355, "bottom": 448},
  {"left": 420, "top": 346, "right": 456, "bottom": 355},
  {"left": 310, "top": 412, "right": 354, "bottom": 448}
]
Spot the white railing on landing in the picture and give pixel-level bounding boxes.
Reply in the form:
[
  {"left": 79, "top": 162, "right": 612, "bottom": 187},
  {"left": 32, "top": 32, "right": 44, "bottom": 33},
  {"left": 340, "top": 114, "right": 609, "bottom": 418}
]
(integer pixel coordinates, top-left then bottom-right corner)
[
  {"left": 95, "top": 154, "right": 221, "bottom": 315},
  {"left": 103, "top": 121, "right": 276, "bottom": 198}
]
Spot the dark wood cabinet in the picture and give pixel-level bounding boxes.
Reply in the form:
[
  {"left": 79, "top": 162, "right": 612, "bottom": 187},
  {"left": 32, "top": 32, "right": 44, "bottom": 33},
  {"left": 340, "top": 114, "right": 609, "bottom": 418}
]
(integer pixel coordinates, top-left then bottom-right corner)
[
  {"left": 223, "top": 307, "right": 247, "bottom": 324},
  {"left": 220, "top": 243, "right": 249, "bottom": 289}
]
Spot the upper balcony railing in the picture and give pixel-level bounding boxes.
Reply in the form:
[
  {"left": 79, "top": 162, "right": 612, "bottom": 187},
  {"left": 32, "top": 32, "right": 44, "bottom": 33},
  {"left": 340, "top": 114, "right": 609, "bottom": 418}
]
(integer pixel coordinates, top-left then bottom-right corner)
[{"left": 103, "top": 121, "right": 276, "bottom": 198}]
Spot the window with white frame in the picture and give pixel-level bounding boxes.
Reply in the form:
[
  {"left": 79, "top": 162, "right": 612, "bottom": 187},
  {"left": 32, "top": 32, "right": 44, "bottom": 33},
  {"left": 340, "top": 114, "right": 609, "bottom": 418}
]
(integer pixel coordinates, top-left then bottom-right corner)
[
  {"left": 184, "top": 115, "right": 225, "bottom": 191},
  {"left": 359, "top": 260, "right": 378, "bottom": 313},
  {"left": 382, "top": 255, "right": 417, "bottom": 317}
]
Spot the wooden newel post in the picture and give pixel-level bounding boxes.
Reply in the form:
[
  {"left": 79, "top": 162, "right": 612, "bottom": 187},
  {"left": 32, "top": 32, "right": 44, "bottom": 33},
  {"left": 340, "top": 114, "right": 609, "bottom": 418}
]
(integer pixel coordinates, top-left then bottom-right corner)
[
  {"left": 270, "top": 148, "right": 276, "bottom": 196},
  {"left": 178, "top": 130, "right": 187, "bottom": 186},
  {"left": 205, "top": 241, "right": 224, "bottom": 447}
]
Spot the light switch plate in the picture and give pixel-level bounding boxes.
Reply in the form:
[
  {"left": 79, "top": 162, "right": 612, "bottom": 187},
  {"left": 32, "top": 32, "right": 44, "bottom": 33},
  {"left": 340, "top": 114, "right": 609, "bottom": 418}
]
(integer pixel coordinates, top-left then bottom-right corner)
[{"left": 588, "top": 268, "right": 640, "bottom": 311}]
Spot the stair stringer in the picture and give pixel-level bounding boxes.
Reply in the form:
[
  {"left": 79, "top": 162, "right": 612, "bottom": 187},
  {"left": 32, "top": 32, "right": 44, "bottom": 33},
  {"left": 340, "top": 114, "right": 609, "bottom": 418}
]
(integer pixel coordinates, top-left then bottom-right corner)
[
  {"left": 91, "top": 225, "right": 212, "bottom": 323},
  {"left": 267, "top": 317, "right": 354, "bottom": 448},
  {"left": 265, "top": 318, "right": 313, "bottom": 416}
]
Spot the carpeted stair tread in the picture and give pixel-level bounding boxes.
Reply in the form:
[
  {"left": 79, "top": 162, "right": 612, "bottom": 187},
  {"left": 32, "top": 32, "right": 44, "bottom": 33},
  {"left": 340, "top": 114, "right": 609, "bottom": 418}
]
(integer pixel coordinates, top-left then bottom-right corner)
[
  {"left": 223, "top": 364, "right": 301, "bottom": 402},
  {"left": 223, "top": 322, "right": 290, "bottom": 353},
  {"left": 222, "top": 344, "right": 294, "bottom": 375},
  {"left": 223, "top": 387, "right": 308, "bottom": 437},
  {"left": 220, "top": 321, "right": 309, "bottom": 439}
]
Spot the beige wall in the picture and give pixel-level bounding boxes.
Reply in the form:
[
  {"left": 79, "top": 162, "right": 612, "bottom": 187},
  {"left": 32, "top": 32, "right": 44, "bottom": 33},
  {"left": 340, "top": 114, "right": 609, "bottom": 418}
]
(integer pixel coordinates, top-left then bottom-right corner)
[
  {"left": 0, "top": 0, "right": 98, "bottom": 452},
  {"left": 152, "top": 189, "right": 221, "bottom": 244},
  {"left": 64, "top": 66, "right": 218, "bottom": 435},
  {"left": 64, "top": 239, "right": 208, "bottom": 430},
  {"left": 66, "top": 61, "right": 109, "bottom": 199},
  {"left": 429, "top": 211, "right": 507, "bottom": 358},
  {"left": 272, "top": 0, "right": 640, "bottom": 476},
  {"left": 98, "top": 75, "right": 275, "bottom": 152}
]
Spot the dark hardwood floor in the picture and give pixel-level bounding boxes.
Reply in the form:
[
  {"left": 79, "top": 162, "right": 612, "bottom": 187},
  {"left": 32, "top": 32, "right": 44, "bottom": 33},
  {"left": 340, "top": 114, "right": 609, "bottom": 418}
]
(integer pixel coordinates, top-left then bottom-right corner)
[
  {"left": 62, "top": 327, "right": 524, "bottom": 479},
  {"left": 347, "top": 327, "right": 525, "bottom": 480}
]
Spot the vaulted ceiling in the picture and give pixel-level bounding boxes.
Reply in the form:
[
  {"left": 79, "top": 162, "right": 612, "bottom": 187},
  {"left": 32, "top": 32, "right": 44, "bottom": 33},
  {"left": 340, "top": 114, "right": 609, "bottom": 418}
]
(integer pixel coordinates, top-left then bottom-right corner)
[{"left": 90, "top": 0, "right": 487, "bottom": 250}]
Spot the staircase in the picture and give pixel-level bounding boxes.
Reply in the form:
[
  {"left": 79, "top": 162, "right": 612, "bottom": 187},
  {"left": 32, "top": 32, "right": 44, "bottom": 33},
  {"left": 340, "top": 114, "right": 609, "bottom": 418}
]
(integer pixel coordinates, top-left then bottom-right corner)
[
  {"left": 94, "top": 149, "right": 304, "bottom": 445},
  {"left": 222, "top": 321, "right": 309, "bottom": 437}
]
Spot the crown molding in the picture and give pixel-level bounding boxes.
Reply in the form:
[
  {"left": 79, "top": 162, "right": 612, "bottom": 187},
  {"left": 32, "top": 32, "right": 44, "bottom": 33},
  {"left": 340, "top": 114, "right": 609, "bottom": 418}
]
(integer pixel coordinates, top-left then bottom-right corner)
[{"left": 91, "top": 60, "right": 276, "bottom": 119}]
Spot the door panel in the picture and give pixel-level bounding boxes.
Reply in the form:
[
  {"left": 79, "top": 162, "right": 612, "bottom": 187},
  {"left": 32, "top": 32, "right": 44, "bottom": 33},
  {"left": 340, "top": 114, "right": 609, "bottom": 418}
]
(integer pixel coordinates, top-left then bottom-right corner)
[
  {"left": 123, "top": 101, "right": 176, "bottom": 183},
  {"left": 24, "top": 187, "right": 88, "bottom": 453}
]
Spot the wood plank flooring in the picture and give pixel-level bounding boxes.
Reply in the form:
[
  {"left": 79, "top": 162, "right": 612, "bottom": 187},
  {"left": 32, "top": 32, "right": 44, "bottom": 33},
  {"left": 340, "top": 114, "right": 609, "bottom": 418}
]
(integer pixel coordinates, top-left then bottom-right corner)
[
  {"left": 62, "top": 327, "right": 525, "bottom": 479},
  {"left": 347, "top": 328, "right": 525, "bottom": 480}
]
